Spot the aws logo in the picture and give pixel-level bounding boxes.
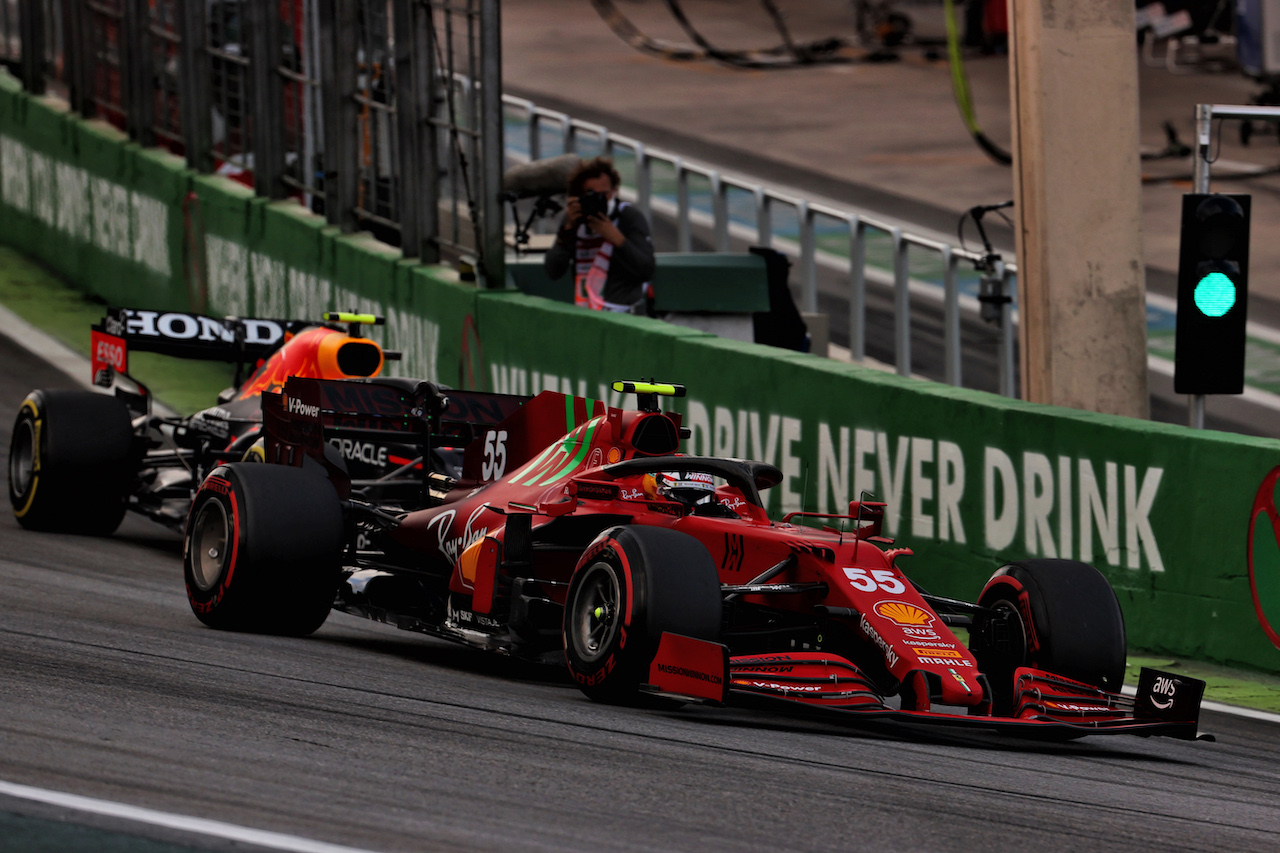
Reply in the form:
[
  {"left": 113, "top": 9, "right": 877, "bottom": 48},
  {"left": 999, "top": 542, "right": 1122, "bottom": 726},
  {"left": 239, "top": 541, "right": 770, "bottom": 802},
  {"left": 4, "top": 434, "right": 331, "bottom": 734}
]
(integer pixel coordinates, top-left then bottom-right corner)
[{"left": 1151, "top": 675, "right": 1178, "bottom": 710}]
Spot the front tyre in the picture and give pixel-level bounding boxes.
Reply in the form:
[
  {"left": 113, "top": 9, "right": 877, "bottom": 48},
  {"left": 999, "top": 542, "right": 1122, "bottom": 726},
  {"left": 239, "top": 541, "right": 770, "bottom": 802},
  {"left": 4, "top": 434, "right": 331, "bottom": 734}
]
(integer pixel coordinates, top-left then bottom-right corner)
[
  {"left": 184, "top": 463, "right": 343, "bottom": 635},
  {"left": 969, "top": 558, "right": 1127, "bottom": 716},
  {"left": 563, "top": 526, "right": 722, "bottom": 704},
  {"left": 9, "top": 389, "right": 133, "bottom": 535}
]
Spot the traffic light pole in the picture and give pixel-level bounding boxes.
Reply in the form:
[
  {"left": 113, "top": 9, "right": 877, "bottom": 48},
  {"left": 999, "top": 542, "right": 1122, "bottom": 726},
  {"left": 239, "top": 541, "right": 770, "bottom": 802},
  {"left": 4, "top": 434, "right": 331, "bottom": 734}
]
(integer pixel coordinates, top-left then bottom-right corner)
[
  {"left": 1188, "top": 103, "right": 1280, "bottom": 428},
  {"left": 1190, "top": 105, "right": 1209, "bottom": 429}
]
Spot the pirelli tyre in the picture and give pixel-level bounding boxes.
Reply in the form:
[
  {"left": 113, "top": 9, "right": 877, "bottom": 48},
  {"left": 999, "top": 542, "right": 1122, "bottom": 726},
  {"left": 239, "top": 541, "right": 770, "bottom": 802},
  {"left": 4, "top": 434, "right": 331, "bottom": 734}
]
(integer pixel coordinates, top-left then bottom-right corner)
[
  {"left": 184, "top": 463, "right": 343, "bottom": 636},
  {"left": 563, "top": 526, "right": 722, "bottom": 704},
  {"left": 8, "top": 389, "right": 133, "bottom": 535},
  {"left": 969, "top": 559, "right": 1127, "bottom": 716}
]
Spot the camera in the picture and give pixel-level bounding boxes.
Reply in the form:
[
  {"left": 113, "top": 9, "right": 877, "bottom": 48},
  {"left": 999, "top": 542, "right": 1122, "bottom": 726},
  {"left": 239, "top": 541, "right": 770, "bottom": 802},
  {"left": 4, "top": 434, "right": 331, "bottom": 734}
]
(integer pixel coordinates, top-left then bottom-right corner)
[{"left": 579, "top": 190, "right": 608, "bottom": 224}]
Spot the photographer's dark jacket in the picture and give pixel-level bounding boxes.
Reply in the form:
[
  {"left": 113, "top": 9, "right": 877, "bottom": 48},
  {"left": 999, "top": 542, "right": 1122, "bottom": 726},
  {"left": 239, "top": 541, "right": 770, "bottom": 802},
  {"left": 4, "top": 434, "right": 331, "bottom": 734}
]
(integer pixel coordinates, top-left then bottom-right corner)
[{"left": 544, "top": 201, "right": 656, "bottom": 309}]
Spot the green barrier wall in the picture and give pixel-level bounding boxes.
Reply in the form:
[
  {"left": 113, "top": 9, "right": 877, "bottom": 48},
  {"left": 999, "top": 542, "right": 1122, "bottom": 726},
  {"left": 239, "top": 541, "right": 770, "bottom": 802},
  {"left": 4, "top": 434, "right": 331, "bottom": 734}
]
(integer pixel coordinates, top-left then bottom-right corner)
[
  {"left": 0, "top": 74, "right": 188, "bottom": 308},
  {"left": 3, "top": 73, "right": 1280, "bottom": 673}
]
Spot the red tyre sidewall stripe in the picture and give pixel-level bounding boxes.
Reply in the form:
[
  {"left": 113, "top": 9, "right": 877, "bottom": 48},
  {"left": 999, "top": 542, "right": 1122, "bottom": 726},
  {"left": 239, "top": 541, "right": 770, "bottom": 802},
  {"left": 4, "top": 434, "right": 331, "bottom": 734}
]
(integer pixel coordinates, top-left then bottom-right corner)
[
  {"left": 221, "top": 487, "right": 241, "bottom": 595},
  {"left": 186, "top": 477, "right": 242, "bottom": 612},
  {"left": 614, "top": 541, "right": 634, "bottom": 653},
  {"left": 982, "top": 573, "right": 1038, "bottom": 655},
  {"left": 565, "top": 534, "right": 635, "bottom": 684}
]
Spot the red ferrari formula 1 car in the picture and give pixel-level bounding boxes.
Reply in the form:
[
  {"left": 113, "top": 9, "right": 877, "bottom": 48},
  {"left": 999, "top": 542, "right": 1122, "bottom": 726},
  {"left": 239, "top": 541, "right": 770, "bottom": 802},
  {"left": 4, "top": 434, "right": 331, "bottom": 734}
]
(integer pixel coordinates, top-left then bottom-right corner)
[
  {"left": 182, "top": 379, "right": 1207, "bottom": 739},
  {"left": 8, "top": 307, "right": 458, "bottom": 535}
]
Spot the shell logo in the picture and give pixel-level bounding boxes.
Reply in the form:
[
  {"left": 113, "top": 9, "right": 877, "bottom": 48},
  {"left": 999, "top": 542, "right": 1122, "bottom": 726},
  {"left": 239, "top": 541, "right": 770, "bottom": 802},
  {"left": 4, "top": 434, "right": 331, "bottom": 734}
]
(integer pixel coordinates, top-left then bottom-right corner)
[{"left": 874, "top": 600, "right": 935, "bottom": 627}]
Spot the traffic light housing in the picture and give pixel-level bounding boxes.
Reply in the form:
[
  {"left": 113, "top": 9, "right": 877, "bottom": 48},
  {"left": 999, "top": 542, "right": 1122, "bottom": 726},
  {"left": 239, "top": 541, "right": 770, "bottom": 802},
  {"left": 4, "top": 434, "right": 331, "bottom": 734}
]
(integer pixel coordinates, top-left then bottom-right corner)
[{"left": 1175, "top": 193, "right": 1250, "bottom": 395}]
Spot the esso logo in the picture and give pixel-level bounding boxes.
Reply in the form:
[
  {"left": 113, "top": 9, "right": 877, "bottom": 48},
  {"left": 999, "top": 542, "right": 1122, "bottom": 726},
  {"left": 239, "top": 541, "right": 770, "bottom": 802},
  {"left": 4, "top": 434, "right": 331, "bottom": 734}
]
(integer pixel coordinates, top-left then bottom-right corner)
[{"left": 96, "top": 340, "right": 126, "bottom": 370}]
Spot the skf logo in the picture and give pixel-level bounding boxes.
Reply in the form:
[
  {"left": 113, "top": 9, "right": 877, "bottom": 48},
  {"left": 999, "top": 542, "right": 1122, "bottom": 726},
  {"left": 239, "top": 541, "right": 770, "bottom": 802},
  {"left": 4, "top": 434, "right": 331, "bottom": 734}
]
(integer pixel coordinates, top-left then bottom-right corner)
[
  {"left": 1152, "top": 675, "right": 1178, "bottom": 710},
  {"left": 287, "top": 396, "right": 320, "bottom": 418}
]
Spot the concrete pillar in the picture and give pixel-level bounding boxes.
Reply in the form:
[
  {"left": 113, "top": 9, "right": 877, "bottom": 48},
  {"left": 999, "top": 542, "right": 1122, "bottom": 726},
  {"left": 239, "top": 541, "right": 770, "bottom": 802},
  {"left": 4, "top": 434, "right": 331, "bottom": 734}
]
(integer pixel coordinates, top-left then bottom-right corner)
[{"left": 1008, "top": 2, "right": 1149, "bottom": 418}]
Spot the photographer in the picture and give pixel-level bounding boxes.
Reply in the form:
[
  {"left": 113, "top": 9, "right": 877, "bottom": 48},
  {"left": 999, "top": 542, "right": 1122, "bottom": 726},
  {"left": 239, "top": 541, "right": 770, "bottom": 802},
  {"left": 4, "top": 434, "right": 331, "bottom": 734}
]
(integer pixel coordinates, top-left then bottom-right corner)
[{"left": 544, "top": 157, "right": 655, "bottom": 312}]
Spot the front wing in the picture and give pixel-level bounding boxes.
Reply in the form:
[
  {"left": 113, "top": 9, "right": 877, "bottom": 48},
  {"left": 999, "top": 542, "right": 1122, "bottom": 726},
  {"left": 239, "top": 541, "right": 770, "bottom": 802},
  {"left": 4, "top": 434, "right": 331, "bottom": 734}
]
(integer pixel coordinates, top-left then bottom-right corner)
[
  {"left": 728, "top": 653, "right": 1209, "bottom": 740},
  {"left": 642, "top": 637, "right": 1209, "bottom": 740}
]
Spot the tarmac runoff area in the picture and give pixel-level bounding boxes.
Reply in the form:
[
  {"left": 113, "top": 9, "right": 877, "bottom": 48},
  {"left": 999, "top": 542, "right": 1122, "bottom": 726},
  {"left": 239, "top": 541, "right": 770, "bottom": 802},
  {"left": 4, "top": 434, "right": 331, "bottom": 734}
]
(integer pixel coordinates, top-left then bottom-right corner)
[
  {"left": 499, "top": 0, "right": 1280, "bottom": 412},
  {"left": 1, "top": 244, "right": 1279, "bottom": 717}
]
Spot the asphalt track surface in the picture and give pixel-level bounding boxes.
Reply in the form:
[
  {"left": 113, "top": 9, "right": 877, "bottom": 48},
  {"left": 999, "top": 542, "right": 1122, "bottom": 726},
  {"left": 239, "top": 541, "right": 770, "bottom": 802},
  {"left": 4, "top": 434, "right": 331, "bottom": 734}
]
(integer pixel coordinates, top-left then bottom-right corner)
[{"left": 2, "top": 337, "right": 1279, "bottom": 853}]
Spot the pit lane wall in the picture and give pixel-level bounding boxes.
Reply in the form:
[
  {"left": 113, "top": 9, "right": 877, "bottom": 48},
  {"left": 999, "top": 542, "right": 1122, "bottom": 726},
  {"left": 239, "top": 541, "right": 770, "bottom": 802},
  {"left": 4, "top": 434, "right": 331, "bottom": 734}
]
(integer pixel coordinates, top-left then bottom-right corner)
[{"left": 3, "top": 73, "right": 1280, "bottom": 675}]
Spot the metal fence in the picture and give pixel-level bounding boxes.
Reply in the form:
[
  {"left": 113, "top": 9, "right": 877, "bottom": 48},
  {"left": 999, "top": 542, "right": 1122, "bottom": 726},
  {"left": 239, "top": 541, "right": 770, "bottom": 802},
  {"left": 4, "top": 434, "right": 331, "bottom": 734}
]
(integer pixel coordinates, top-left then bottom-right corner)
[
  {"left": 503, "top": 95, "right": 1020, "bottom": 396},
  {"left": 6, "top": 0, "right": 506, "bottom": 284},
  {"left": 6, "top": 2, "right": 1015, "bottom": 395}
]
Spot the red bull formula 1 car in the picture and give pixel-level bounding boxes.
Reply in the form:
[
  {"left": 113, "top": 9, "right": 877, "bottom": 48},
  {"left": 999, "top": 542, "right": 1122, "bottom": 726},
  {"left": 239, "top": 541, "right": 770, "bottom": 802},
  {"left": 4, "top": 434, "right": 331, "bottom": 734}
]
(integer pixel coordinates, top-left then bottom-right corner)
[
  {"left": 8, "top": 308, "right": 463, "bottom": 535},
  {"left": 182, "top": 379, "right": 1208, "bottom": 740}
]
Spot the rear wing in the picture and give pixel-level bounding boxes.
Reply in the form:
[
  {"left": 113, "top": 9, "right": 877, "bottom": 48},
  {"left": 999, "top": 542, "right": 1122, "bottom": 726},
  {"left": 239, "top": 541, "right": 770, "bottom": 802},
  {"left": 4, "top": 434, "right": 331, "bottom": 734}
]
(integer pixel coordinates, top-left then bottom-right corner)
[
  {"left": 91, "top": 307, "right": 317, "bottom": 398},
  {"left": 262, "top": 375, "right": 527, "bottom": 497},
  {"left": 456, "top": 391, "right": 608, "bottom": 489},
  {"left": 94, "top": 307, "right": 310, "bottom": 365}
]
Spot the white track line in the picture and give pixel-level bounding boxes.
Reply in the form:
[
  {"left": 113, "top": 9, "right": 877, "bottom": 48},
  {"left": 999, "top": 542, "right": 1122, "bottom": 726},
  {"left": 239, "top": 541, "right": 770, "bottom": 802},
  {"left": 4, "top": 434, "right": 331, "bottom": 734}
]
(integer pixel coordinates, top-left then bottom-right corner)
[
  {"left": 1148, "top": 353, "right": 1280, "bottom": 411},
  {"left": 0, "top": 780, "right": 384, "bottom": 853},
  {"left": 1120, "top": 686, "right": 1280, "bottom": 725},
  {"left": 0, "top": 302, "right": 93, "bottom": 388},
  {"left": 0, "top": 302, "right": 178, "bottom": 416},
  {"left": 1201, "top": 699, "right": 1280, "bottom": 724}
]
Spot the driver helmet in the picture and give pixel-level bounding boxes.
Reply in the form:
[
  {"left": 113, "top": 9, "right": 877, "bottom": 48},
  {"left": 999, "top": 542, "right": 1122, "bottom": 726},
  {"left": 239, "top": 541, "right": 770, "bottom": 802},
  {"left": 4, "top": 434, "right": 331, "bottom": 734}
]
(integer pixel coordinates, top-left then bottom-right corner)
[{"left": 657, "top": 470, "right": 716, "bottom": 507}]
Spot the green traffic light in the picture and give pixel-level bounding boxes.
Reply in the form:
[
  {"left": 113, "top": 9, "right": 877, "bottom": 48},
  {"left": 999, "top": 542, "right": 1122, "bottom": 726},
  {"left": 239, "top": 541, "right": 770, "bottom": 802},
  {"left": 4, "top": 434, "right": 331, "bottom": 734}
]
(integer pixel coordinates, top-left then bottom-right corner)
[{"left": 1194, "top": 271, "right": 1236, "bottom": 317}]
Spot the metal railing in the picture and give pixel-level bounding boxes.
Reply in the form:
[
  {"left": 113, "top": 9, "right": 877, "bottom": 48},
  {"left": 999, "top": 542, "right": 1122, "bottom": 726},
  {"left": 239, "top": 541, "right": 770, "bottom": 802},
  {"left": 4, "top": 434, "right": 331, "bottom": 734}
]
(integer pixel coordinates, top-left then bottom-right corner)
[
  {"left": 7, "top": 4, "right": 1012, "bottom": 391},
  {"left": 503, "top": 95, "right": 1019, "bottom": 396},
  {"left": 0, "top": 1, "right": 17, "bottom": 68},
  {"left": 277, "top": 0, "right": 325, "bottom": 206}
]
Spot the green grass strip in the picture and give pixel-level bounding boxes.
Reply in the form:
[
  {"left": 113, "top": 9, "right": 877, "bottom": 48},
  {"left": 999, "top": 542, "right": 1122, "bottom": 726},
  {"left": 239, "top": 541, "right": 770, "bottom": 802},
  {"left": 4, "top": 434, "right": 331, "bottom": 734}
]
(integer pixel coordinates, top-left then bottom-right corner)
[{"left": 0, "top": 245, "right": 233, "bottom": 415}]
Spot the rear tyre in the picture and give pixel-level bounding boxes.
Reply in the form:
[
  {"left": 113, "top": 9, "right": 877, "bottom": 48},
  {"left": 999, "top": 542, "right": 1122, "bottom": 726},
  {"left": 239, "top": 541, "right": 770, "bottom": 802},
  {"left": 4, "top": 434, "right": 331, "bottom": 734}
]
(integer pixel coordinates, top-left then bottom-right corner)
[
  {"left": 184, "top": 463, "right": 343, "bottom": 635},
  {"left": 8, "top": 389, "right": 133, "bottom": 535},
  {"left": 563, "top": 526, "right": 722, "bottom": 704},
  {"left": 969, "top": 559, "right": 1127, "bottom": 716}
]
